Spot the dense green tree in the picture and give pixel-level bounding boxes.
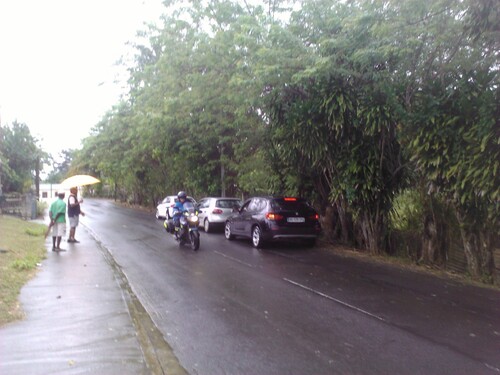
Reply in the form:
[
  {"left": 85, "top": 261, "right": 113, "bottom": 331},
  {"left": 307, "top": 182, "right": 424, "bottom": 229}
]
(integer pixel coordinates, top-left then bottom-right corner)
[
  {"left": 72, "top": 104, "right": 138, "bottom": 200},
  {"left": 45, "top": 149, "right": 76, "bottom": 183},
  {"left": 393, "top": 0, "right": 499, "bottom": 281},
  {"left": 267, "top": 0, "right": 408, "bottom": 254},
  {"left": 266, "top": 0, "right": 498, "bottom": 277},
  {"left": 72, "top": 0, "right": 498, "bottom": 282},
  {"left": 0, "top": 121, "right": 45, "bottom": 193},
  {"left": 76, "top": 0, "right": 280, "bottom": 203},
  {"left": 408, "top": 69, "right": 499, "bottom": 281}
]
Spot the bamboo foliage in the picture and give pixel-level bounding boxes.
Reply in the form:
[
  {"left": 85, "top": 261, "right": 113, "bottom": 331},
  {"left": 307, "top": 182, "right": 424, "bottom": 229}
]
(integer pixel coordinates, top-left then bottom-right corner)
[{"left": 70, "top": 0, "right": 499, "bottom": 282}]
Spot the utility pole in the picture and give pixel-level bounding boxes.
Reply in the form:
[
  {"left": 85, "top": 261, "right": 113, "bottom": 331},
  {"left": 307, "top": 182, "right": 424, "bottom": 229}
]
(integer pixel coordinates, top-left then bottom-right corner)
[
  {"left": 220, "top": 143, "right": 226, "bottom": 197},
  {"left": 35, "top": 155, "right": 40, "bottom": 199}
]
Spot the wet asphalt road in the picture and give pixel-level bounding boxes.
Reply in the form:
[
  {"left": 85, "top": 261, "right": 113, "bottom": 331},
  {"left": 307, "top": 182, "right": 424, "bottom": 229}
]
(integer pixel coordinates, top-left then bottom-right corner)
[{"left": 81, "top": 199, "right": 500, "bottom": 375}]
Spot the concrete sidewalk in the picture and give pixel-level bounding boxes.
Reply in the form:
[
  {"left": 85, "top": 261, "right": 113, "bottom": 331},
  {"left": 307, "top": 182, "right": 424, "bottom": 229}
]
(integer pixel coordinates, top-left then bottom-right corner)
[{"left": 0, "top": 222, "right": 185, "bottom": 375}]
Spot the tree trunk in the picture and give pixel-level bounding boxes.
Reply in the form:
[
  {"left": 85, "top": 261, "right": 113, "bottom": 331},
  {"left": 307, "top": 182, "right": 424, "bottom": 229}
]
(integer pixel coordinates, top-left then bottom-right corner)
[
  {"left": 420, "top": 211, "right": 447, "bottom": 265},
  {"left": 456, "top": 210, "right": 497, "bottom": 284},
  {"left": 321, "top": 205, "right": 336, "bottom": 242},
  {"left": 336, "top": 198, "right": 351, "bottom": 244},
  {"left": 418, "top": 194, "right": 449, "bottom": 265},
  {"left": 35, "top": 156, "right": 40, "bottom": 200},
  {"left": 359, "top": 211, "right": 384, "bottom": 255}
]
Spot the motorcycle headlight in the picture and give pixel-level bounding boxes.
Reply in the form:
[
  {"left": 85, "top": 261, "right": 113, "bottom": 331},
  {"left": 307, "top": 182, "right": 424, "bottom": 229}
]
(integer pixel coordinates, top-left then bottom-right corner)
[{"left": 188, "top": 215, "right": 199, "bottom": 223}]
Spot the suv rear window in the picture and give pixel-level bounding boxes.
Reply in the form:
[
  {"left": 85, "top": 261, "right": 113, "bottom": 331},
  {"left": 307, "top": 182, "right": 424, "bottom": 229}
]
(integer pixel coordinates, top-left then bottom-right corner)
[{"left": 270, "top": 198, "right": 314, "bottom": 212}]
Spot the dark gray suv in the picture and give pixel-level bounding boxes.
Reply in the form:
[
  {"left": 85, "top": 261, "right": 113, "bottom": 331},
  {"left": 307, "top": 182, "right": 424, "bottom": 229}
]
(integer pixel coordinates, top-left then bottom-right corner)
[{"left": 224, "top": 196, "right": 321, "bottom": 248}]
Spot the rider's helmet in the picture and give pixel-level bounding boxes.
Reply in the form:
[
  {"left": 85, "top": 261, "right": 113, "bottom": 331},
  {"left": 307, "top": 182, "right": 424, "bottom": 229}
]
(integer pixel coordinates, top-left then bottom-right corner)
[{"left": 177, "top": 191, "right": 187, "bottom": 200}]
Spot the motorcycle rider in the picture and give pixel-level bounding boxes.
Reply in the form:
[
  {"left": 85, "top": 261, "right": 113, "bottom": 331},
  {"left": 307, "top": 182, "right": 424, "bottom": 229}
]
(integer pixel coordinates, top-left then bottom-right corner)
[
  {"left": 169, "top": 190, "right": 200, "bottom": 250},
  {"left": 172, "top": 191, "right": 188, "bottom": 232}
]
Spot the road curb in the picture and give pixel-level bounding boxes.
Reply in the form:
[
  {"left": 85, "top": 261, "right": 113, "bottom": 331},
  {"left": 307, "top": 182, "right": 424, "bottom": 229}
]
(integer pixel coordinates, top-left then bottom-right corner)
[{"left": 84, "top": 223, "right": 189, "bottom": 375}]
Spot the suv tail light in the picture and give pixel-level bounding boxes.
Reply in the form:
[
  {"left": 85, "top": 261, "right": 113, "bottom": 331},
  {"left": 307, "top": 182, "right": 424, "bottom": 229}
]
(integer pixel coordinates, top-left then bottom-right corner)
[
  {"left": 266, "top": 212, "right": 284, "bottom": 221},
  {"left": 212, "top": 208, "right": 223, "bottom": 214},
  {"left": 310, "top": 214, "right": 319, "bottom": 220}
]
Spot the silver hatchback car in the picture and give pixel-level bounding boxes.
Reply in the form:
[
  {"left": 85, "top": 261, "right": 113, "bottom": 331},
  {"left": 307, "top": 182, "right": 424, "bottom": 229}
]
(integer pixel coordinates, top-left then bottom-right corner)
[{"left": 197, "top": 197, "right": 242, "bottom": 233}]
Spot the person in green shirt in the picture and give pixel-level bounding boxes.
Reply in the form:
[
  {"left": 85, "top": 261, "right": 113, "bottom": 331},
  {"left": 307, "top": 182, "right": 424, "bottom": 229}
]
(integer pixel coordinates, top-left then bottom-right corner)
[{"left": 49, "top": 191, "right": 67, "bottom": 251}]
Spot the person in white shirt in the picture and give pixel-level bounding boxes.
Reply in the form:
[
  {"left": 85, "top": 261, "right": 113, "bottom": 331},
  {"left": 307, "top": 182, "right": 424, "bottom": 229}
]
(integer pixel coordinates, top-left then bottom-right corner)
[{"left": 67, "top": 187, "right": 85, "bottom": 243}]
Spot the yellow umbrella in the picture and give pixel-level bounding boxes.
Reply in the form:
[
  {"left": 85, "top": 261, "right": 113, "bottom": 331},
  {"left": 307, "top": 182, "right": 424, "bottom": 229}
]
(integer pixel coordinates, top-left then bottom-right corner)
[{"left": 60, "top": 174, "right": 100, "bottom": 188}]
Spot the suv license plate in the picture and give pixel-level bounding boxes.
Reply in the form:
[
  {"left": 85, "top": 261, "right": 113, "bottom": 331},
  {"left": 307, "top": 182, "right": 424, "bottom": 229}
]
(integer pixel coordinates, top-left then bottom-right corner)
[{"left": 287, "top": 217, "right": 305, "bottom": 223}]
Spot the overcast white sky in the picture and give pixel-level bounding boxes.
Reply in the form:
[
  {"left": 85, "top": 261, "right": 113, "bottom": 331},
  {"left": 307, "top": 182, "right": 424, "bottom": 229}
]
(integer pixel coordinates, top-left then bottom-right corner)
[{"left": 0, "top": 0, "right": 164, "bottom": 161}]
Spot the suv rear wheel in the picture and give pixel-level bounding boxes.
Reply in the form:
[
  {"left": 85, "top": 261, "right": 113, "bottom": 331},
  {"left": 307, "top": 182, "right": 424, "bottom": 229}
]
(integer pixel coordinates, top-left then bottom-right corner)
[
  {"left": 225, "top": 221, "right": 234, "bottom": 240},
  {"left": 252, "top": 226, "right": 265, "bottom": 248}
]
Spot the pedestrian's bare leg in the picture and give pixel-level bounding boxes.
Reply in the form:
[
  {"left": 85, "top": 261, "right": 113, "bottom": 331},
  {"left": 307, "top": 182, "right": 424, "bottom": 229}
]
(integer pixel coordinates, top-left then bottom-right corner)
[{"left": 69, "top": 227, "right": 75, "bottom": 241}]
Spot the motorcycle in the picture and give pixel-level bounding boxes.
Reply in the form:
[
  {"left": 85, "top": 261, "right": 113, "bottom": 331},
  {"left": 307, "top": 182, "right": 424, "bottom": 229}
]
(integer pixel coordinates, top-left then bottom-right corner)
[{"left": 164, "top": 201, "right": 200, "bottom": 251}]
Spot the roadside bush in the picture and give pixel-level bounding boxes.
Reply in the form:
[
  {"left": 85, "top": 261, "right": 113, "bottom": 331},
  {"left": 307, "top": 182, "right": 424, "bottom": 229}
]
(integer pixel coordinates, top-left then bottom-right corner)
[
  {"left": 36, "top": 200, "right": 47, "bottom": 218},
  {"left": 387, "top": 190, "right": 422, "bottom": 257},
  {"left": 389, "top": 190, "right": 425, "bottom": 233}
]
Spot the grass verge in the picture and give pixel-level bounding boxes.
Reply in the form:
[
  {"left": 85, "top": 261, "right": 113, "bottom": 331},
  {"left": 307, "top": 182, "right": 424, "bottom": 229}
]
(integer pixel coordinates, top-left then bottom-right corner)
[{"left": 0, "top": 215, "right": 47, "bottom": 326}]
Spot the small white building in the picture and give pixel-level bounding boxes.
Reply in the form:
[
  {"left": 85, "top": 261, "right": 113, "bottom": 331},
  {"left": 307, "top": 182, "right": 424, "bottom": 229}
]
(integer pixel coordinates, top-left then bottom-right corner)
[{"left": 38, "top": 184, "right": 71, "bottom": 204}]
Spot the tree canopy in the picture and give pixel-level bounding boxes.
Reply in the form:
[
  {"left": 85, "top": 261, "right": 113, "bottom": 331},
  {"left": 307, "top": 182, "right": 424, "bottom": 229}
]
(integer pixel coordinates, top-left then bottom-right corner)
[
  {"left": 0, "top": 121, "right": 46, "bottom": 193},
  {"left": 71, "top": 0, "right": 499, "bottom": 283}
]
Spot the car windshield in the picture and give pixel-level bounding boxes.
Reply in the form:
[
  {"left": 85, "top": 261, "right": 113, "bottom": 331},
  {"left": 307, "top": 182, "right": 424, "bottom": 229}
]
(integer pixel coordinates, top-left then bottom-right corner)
[{"left": 216, "top": 199, "right": 240, "bottom": 208}]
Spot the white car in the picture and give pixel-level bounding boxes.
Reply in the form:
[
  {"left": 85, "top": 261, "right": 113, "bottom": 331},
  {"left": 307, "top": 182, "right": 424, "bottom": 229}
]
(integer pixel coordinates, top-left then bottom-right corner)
[
  {"left": 156, "top": 195, "right": 196, "bottom": 219},
  {"left": 196, "top": 197, "right": 242, "bottom": 233}
]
